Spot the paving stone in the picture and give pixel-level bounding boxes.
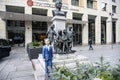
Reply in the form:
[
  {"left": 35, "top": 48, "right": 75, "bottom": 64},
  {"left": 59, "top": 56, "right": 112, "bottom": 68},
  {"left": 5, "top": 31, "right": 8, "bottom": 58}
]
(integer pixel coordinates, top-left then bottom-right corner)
[
  {"left": 16, "top": 64, "right": 32, "bottom": 71},
  {"left": 0, "top": 64, "right": 16, "bottom": 79},
  {"left": 11, "top": 75, "right": 34, "bottom": 80},
  {"left": 7, "top": 71, "right": 33, "bottom": 79}
]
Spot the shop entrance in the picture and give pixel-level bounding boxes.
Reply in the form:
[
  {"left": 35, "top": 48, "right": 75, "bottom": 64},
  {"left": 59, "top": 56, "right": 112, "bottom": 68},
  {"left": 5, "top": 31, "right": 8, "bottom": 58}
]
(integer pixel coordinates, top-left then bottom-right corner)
[
  {"left": 32, "top": 21, "right": 47, "bottom": 42},
  {"left": 73, "top": 24, "right": 82, "bottom": 45},
  {"left": 88, "top": 19, "right": 95, "bottom": 44},
  {"left": 7, "top": 20, "right": 25, "bottom": 46}
]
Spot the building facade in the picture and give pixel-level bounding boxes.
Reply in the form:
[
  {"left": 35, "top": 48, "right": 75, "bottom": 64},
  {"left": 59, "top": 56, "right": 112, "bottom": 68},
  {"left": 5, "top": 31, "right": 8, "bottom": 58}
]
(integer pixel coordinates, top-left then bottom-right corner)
[{"left": 0, "top": 0, "right": 120, "bottom": 46}]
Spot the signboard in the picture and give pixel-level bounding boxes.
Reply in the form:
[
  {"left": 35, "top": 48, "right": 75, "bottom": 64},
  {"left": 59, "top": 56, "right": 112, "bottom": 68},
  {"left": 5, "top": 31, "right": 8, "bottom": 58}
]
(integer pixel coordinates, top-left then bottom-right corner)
[{"left": 27, "top": 0, "right": 79, "bottom": 11}]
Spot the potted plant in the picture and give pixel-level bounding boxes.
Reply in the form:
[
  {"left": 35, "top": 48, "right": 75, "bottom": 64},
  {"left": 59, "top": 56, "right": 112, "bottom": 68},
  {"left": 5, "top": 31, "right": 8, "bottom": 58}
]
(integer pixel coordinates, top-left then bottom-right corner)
[{"left": 27, "top": 41, "right": 43, "bottom": 60}]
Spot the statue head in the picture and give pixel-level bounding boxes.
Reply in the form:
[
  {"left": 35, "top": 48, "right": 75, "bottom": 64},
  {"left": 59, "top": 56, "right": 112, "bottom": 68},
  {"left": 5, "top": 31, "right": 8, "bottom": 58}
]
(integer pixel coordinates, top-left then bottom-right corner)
[
  {"left": 55, "top": 0, "right": 62, "bottom": 11},
  {"left": 63, "top": 29, "right": 67, "bottom": 35},
  {"left": 58, "top": 30, "right": 62, "bottom": 36},
  {"left": 69, "top": 27, "right": 72, "bottom": 31},
  {"left": 50, "top": 24, "right": 55, "bottom": 30}
]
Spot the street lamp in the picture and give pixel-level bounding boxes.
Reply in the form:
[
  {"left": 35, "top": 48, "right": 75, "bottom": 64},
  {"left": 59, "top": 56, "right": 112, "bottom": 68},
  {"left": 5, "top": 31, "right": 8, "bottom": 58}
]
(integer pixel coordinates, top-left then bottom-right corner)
[{"left": 109, "top": 12, "right": 114, "bottom": 49}]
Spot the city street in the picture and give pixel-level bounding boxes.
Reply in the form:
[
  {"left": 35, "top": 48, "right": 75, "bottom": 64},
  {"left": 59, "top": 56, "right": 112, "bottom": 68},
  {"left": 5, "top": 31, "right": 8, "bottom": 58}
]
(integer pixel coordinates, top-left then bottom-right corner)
[
  {"left": 0, "top": 47, "right": 34, "bottom": 80},
  {"left": 0, "top": 44, "right": 120, "bottom": 80},
  {"left": 73, "top": 44, "right": 120, "bottom": 67}
]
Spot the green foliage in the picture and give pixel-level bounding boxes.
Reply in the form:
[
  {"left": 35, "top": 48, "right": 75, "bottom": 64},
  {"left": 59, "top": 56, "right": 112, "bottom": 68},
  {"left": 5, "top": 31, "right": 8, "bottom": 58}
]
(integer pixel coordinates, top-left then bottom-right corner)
[
  {"left": 52, "top": 61, "right": 97, "bottom": 80},
  {"left": 95, "top": 56, "right": 114, "bottom": 80},
  {"left": 28, "top": 41, "right": 43, "bottom": 48},
  {"left": 51, "top": 56, "right": 120, "bottom": 80},
  {"left": 74, "top": 62, "right": 97, "bottom": 80},
  {"left": 112, "top": 59, "right": 120, "bottom": 80}
]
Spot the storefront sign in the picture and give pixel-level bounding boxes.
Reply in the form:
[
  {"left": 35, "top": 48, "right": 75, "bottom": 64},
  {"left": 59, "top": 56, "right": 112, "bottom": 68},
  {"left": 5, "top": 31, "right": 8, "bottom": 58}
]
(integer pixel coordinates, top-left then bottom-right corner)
[
  {"left": 31, "top": 0, "right": 79, "bottom": 11},
  {"left": 27, "top": 0, "right": 33, "bottom": 6}
]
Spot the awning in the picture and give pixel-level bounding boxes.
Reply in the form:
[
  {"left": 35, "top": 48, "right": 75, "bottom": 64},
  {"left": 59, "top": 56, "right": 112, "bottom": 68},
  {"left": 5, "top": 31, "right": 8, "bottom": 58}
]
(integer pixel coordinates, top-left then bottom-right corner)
[{"left": 0, "top": 11, "right": 88, "bottom": 24}]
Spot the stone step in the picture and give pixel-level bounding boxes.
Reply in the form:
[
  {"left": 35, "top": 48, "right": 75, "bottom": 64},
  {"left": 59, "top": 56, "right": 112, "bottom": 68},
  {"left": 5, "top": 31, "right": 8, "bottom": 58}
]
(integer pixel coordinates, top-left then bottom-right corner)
[
  {"left": 32, "top": 54, "right": 90, "bottom": 80},
  {"left": 53, "top": 55, "right": 88, "bottom": 65},
  {"left": 54, "top": 61, "right": 90, "bottom": 69}
]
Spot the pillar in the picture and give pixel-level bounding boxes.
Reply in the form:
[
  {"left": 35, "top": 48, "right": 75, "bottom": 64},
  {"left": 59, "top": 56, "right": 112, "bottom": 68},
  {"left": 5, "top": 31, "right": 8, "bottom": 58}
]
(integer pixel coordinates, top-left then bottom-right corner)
[
  {"left": 95, "top": 16, "right": 101, "bottom": 44},
  {"left": 116, "top": 19, "right": 120, "bottom": 43},
  {"left": 93, "top": 1, "right": 97, "bottom": 10},
  {"left": 63, "top": 0, "right": 68, "bottom": 4},
  {"left": 0, "top": 5, "right": 7, "bottom": 39},
  {"left": 82, "top": 14, "right": 88, "bottom": 45},
  {"left": 106, "top": 17, "right": 112, "bottom": 44},
  {"left": 80, "top": 0, "right": 84, "bottom": 7},
  {"left": 25, "top": 6, "right": 32, "bottom": 46}
]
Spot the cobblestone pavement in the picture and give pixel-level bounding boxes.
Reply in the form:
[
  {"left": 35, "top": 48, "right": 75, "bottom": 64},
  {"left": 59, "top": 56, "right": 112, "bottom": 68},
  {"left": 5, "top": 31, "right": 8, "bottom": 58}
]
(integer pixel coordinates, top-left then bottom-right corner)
[
  {"left": 73, "top": 44, "right": 120, "bottom": 67},
  {"left": 0, "top": 44, "right": 120, "bottom": 80},
  {"left": 0, "top": 47, "right": 34, "bottom": 80}
]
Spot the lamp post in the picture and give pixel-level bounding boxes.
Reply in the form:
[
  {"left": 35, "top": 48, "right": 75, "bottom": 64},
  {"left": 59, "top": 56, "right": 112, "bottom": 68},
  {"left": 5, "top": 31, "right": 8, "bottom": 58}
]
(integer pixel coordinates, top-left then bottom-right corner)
[{"left": 109, "top": 12, "right": 114, "bottom": 49}]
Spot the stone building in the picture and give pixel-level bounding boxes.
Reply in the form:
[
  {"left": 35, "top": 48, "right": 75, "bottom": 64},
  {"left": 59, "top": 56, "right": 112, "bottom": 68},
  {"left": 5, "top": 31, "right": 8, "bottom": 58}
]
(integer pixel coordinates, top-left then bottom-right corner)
[{"left": 0, "top": 0, "right": 120, "bottom": 46}]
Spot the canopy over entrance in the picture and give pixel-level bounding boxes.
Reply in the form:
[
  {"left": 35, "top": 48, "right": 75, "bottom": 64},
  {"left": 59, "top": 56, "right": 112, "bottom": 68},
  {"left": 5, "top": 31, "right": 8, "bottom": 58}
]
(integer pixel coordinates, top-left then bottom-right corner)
[{"left": 0, "top": 11, "right": 88, "bottom": 24}]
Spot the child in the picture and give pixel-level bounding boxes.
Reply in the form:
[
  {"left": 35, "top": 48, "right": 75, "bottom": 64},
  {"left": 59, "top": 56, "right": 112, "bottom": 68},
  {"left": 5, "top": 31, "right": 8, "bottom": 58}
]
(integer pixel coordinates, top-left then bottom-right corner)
[{"left": 42, "top": 38, "right": 53, "bottom": 78}]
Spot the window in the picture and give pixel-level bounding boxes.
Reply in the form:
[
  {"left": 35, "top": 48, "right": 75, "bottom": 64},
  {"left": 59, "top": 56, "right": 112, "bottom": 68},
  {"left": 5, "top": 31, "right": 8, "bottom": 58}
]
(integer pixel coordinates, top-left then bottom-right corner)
[
  {"left": 53, "top": 0, "right": 56, "bottom": 2},
  {"left": 53, "top": 0, "right": 62, "bottom": 2},
  {"left": 71, "top": 0, "right": 79, "bottom": 6},
  {"left": 101, "top": 2, "right": 107, "bottom": 11},
  {"left": 7, "top": 20, "right": 25, "bottom": 27},
  {"left": 6, "top": 6, "right": 24, "bottom": 13},
  {"left": 112, "top": 5, "right": 116, "bottom": 13},
  {"left": 32, "top": 22, "right": 47, "bottom": 31},
  {"left": 112, "top": 0, "right": 115, "bottom": 2},
  {"left": 87, "top": 0, "right": 93, "bottom": 9}
]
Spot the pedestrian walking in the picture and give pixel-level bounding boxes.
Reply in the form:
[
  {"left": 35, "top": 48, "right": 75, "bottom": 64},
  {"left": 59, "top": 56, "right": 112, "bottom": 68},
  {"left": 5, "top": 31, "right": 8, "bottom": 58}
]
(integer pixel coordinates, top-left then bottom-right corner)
[
  {"left": 89, "top": 39, "right": 93, "bottom": 50},
  {"left": 42, "top": 38, "right": 53, "bottom": 79}
]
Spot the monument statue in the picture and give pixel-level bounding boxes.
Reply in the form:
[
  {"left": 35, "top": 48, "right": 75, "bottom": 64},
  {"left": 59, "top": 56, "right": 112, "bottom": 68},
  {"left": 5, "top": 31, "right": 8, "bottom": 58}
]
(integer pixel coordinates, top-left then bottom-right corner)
[
  {"left": 68, "top": 27, "right": 75, "bottom": 52},
  {"left": 62, "top": 29, "right": 69, "bottom": 53},
  {"left": 56, "top": 30, "right": 63, "bottom": 53},
  {"left": 52, "top": 0, "right": 66, "bottom": 16},
  {"left": 46, "top": 24, "right": 57, "bottom": 44}
]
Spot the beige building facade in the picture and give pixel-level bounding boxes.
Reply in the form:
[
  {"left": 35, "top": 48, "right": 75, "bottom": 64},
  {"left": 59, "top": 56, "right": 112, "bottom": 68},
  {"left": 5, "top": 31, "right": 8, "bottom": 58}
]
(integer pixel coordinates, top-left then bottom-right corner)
[{"left": 0, "top": 0, "right": 120, "bottom": 46}]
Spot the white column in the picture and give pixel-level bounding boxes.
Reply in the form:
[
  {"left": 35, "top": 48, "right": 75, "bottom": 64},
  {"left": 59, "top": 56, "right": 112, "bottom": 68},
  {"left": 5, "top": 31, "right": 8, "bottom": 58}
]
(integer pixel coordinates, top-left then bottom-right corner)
[
  {"left": 82, "top": 14, "right": 88, "bottom": 45},
  {"left": 116, "top": 19, "right": 120, "bottom": 43},
  {"left": 0, "top": 5, "right": 7, "bottom": 39},
  {"left": 25, "top": 6, "right": 32, "bottom": 46},
  {"left": 106, "top": 17, "right": 112, "bottom": 44},
  {"left": 95, "top": 16, "right": 101, "bottom": 44}
]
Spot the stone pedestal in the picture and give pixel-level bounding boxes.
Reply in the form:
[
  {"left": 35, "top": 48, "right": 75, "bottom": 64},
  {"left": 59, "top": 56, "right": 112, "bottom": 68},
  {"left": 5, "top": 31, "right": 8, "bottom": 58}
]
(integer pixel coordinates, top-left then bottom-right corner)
[{"left": 52, "top": 16, "right": 66, "bottom": 32}]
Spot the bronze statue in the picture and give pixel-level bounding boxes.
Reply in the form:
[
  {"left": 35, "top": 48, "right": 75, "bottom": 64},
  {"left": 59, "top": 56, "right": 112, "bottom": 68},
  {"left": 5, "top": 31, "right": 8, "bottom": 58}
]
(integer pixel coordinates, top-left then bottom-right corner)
[
  {"left": 46, "top": 24, "right": 57, "bottom": 44},
  {"left": 68, "top": 27, "right": 75, "bottom": 52},
  {"left": 52, "top": 0, "right": 66, "bottom": 16},
  {"left": 62, "top": 29, "right": 69, "bottom": 53},
  {"left": 56, "top": 30, "right": 63, "bottom": 53},
  {"left": 55, "top": 0, "right": 62, "bottom": 11}
]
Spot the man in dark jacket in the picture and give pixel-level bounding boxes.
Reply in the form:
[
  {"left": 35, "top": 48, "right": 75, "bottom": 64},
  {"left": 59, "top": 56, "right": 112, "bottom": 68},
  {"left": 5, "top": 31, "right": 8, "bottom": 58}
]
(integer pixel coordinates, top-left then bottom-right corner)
[
  {"left": 89, "top": 39, "right": 93, "bottom": 50},
  {"left": 42, "top": 38, "right": 53, "bottom": 78}
]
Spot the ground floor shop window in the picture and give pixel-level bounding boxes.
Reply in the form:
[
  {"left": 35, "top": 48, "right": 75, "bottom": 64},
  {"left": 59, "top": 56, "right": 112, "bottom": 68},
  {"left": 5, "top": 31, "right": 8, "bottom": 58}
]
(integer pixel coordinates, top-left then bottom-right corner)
[
  {"left": 7, "top": 20, "right": 25, "bottom": 46},
  {"left": 88, "top": 19, "right": 95, "bottom": 44},
  {"left": 112, "top": 21, "right": 116, "bottom": 43},
  {"left": 101, "top": 21, "right": 106, "bottom": 44},
  {"left": 32, "top": 21, "right": 47, "bottom": 42},
  {"left": 73, "top": 24, "right": 82, "bottom": 45}
]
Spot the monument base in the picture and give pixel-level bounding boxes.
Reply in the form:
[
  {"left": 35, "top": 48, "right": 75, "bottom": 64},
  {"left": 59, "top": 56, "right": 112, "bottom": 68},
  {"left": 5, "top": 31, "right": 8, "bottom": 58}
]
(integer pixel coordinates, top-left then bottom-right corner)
[{"left": 52, "top": 15, "right": 66, "bottom": 32}]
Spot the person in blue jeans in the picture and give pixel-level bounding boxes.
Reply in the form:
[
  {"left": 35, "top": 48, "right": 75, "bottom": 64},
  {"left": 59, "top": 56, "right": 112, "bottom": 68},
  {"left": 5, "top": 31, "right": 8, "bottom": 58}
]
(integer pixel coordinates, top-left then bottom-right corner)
[
  {"left": 89, "top": 39, "right": 93, "bottom": 50},
  {"left": 42, "top": 38, "right": 53, "bottom": 78}
]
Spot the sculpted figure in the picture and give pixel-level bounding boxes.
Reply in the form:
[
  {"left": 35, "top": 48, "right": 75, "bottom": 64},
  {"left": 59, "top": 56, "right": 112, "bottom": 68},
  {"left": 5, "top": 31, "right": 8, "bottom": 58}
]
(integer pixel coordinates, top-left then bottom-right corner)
[
  {"left": 46, "top": 24, "right": 57, "bottom": 44},
  {"left": 62, "top": 29, "right": 69, "bottom": 53},
  {"left": 56, "top": 30, "right": 63, "bottom": 53},
  {"left": 68, "top": 27, "right": 75, "bottom": 52},
  {"left": 52, "top": 0, "right": 66, "bottom": 16},
  {"left": 55, "top": 0, "right": 62, "bottom": 11}
]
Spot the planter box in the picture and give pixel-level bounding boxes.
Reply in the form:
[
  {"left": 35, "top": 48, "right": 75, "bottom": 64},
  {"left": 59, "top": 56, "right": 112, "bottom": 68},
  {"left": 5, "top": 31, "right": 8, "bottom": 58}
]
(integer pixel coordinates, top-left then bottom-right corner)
[{"left": 27, "top": 47, "right": 42, "bottom": 60}]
